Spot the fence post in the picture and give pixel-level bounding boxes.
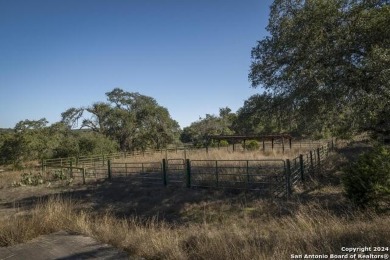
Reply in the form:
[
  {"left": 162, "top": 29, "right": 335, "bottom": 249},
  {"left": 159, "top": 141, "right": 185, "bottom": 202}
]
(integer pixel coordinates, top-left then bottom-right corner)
[
  {"left": 326, "top": 143, "right": 329, "bottom": 157},
  {"left": 286, "top": 159, "right": 292, "bottom": 199},
  {"left": 186, "top": 159, "right": 191, "bottom": 188},
  {"left": 70, "top": 161, "right": 73, "bottom": 178},
  {"left": 246, "top": 160, "right": 250, "bottom": 189},
  {"left": 317, "top": 148, "right": 321, "bottom": 168},
  {"left": 162, "top": 159, "right": 167, "bottom": 186},
  {"left": 82, "top": 168, "right": 86, "bottom": 185},
  {"left": 309, "top": 151, "right": 314, "bottom": 175},
  {"left": 41, "top": 159, "right": 45, "bottom": 173},
  {"left": 107, "top": 159, "right": 112, "bottom": 180},
  {"left": 299, "top": 154, "right": 304, "bottom": 182},
  {"left": 215, "top": 161, "right": 219, "bottom": 187}
]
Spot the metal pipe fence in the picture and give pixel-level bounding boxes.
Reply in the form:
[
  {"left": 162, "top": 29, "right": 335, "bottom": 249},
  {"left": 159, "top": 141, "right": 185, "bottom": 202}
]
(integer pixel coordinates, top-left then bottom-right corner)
[
  {"left": 40, "top": 140, "right": 335, "bottom": 198},
  {"left": 109, "top": 161, "right": 163, "bottom": 185},
  {"left": 189, "top": 159, "right": 286, "bottom": 194}
]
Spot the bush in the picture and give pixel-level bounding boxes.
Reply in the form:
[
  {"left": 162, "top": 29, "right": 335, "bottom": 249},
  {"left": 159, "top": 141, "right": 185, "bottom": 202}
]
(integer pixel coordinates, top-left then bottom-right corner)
[
  {"left": 342, "top": 145, "right": 390, "bottom": 209},
  {"left": 219, "top": 140, "right": 229, "bottom": 147},
  {"left": 78, "top": 133, "right": 118, "bottom": 156},
  {"left": 13, "top": 172, "right": 45, "bottom": 186},
  {"left": 245, "top": 140, "right": 260, "bottom": 151},
  {"left": 52, "top": 169, "right": 69, "bottom": 180}
]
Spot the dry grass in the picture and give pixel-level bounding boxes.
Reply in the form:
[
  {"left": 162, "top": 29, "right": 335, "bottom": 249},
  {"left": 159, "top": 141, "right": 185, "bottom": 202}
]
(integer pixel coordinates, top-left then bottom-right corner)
[
  {"left": 2, "top": 141, "right": 386, "bottom": 259},
  {"left": 0, "top": 170, "right": 23, "bottom": 189},
  {"left": 114, "top": 146, "right": 314, "bottom": 164},
  {"left": 0, "top": 195, "right": 388, "bottom": 259}
]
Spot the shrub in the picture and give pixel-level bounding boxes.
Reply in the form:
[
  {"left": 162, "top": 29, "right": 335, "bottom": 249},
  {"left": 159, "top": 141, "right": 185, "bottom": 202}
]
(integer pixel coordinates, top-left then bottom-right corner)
[
  {"left": 245, "top": 140, "right": 260, "bottom": 151},
  {"left": 219, "top": 140, "right": 229, "bottom": 147},
  {"left": 13, "top": 172, "right": 45, "bottom": 186},
  {"left": 52, "top": 169, "right": 69, "bottom": 180},
  {"left": 342, "top": 145, "right": 390, "bottom": 209}
]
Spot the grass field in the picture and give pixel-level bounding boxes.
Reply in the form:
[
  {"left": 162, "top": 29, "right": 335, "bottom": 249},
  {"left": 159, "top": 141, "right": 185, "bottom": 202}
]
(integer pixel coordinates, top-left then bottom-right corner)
[
  {"left": 113, "top": 141, "right": 325, "bottom": 163},
  {"left": 0, "top": 142, "right": 389, "bottom": 259}
]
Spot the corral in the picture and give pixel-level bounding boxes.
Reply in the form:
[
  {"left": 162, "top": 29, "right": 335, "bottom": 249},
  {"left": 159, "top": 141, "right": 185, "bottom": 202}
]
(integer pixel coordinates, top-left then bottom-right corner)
[{"left": 39, "top": 139, "right": 334, "bottom": 197}]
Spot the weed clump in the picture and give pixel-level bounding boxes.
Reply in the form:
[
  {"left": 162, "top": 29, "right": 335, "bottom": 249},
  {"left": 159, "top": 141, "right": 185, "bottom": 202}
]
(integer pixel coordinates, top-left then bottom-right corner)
[
  {"left": 13, "top": 172, "right": 45, "bottom": 186},
  {"left": 245, "top": 140, "right": 260, "bottom": 151}
]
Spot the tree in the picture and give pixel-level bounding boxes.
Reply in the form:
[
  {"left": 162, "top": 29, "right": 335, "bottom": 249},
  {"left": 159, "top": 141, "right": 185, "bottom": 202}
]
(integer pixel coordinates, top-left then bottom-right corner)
[
  {"left": 233, "top": 93, "right": 297, "bottom": 135},
  {"left": 78, "top": 132, "right": 118, "bottom": 156},
  {"left": 0, "top": 118, "right": 50, "bottom": 165},
  {"left": 61, "top": 88, "right": 180, "bottom": 151},
  {"left": 249, "top": 0, "right": 390, "bottom": 137},
  {"left": 60, "top": 108, "right": 84, "bottom": 129},
  {"left": 180, "top": 109, "right": 236, "bottom": 147}
]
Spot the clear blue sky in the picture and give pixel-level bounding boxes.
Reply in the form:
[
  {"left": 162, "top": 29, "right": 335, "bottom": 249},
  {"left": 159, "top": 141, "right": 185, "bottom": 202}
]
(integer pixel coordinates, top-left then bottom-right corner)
[{"left": 0, "top": 0, "right": 272, "bottom": 129}]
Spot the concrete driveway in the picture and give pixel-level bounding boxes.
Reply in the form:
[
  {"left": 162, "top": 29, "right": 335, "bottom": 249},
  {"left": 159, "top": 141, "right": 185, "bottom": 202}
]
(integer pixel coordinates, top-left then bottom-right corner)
[{"left": 0, "top": 231, "right": 131, "bottom": 260}]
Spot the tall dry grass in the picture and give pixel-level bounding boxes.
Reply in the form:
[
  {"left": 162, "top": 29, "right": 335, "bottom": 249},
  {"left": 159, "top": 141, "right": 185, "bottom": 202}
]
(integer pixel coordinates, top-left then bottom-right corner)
[
  {"left": 1, "top": 196, "right": 388, "bottom": 259},
  {"left": 0, "top": 170, "right": 24, "bottom": 189},
  {"left": 114, "top": 147, "right": 306, "bottom": 164}
]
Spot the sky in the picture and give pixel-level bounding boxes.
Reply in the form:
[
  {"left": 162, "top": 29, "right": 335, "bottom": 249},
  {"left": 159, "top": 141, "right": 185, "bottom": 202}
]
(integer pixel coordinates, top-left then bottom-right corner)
[{"left": 0, "top": 0, "right": 272, "bottom": 129}]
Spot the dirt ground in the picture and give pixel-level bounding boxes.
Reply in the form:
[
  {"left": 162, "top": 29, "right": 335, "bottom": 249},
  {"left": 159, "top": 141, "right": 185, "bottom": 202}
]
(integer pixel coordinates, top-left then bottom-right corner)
[
  {"left": 0, "top": 142, "right": 371, "bottom": 224},
  {"left": 0, "top": 173, "right": 252, "bottom": 224}
]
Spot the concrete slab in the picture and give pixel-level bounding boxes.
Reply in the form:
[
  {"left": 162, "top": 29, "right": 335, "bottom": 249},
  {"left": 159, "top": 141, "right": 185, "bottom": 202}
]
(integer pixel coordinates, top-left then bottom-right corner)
[{"left": 0, "top": 231, "right": 130, "bottom": 260}]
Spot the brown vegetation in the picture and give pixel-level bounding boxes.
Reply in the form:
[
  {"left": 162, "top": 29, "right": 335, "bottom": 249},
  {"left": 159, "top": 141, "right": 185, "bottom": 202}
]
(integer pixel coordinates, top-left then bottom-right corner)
[{"left": 0, "top": 144, "right": 389, "bottom": 259}]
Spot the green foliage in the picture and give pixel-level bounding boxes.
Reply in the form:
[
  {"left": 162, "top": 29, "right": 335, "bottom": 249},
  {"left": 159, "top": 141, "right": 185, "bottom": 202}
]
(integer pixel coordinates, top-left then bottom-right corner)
[
  {"left": 0, "top": 134, "right": 24, "bottom": 166},
  {"left": 219, "top": 140, "right": 229, "bottom": 147},
  {"left": 249, "top": 0, "right": 390, "bottom": 138},
  {"left": 14, "top": 172, "right": 45, "bottom": 186},
  {"left": 245, "top": 140, "right": 260, "bottom": 151},
  {"left": 61, "top": 88, "right": 180, "bottom": 151},
  {"left": 51, "top": 169, "right": 70, "bottom": 181},
  {"left": 0, "top": 120, "right": 120, "bottom": 165},
  {"left": 54, "top": 135, "right": 80, "bottom": 158},
  {"left": 1, "top": 89, "right": 182, "bottom": 164},
  {"left": 78, "top": 132, "right": 118, "bottom": 156},
  {"left": 180, "top": 109, "right": 236, "bottom": 147},
  {"left": 234, "top": 93, "right": 296, "bottom": 135},
  {"left": 342, "top": 146, "right": 390, "bottom": 209},
  {"left": 208, "top": 139, "right": 229, "bottom": 148}
]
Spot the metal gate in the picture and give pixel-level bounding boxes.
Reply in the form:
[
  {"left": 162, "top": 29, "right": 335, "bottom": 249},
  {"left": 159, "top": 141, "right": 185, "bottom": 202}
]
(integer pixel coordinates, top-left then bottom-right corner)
[
  {"left": 189, "top": 159, "right": 286, "bottom": 196},
  {"left": 166, "top": 159, "right": 186, "bottom": 185}
]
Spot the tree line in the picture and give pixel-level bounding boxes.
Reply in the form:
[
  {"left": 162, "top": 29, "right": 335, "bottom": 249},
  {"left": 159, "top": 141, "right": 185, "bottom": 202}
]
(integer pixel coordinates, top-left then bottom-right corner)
[
  {"left": 0, "top": 88, "right": 181, "bottom": 167},
  {"left": 1, "top": 0, "right": 389, "bottom": 167}
]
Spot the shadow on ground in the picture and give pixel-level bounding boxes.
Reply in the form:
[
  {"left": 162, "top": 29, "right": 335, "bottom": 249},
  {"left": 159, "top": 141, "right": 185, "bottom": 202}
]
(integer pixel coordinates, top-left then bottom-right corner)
[
  {"left": 0, "top": 143, "right": 371, "bottom": 223},
  {"left": 0, "top": 178, "right": 279, "bottom": 223}
]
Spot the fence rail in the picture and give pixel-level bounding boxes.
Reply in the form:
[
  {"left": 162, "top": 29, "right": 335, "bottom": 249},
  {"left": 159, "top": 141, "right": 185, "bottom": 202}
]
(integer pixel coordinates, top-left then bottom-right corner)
[
  {"left": 189, "top": 159, "right": 286, "bottom": 195},
  {"left": 109, "top": 161, "right": 163, "bottom": 185},
  {"left": 41, "top": 140, "right": 330, "bottom": 170},
  {"left": 40, "top": 140, "right": 335, "bottom": 198}
]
